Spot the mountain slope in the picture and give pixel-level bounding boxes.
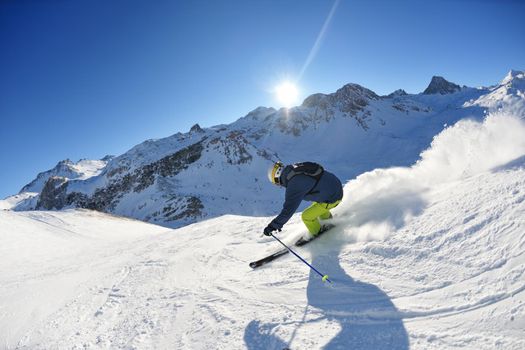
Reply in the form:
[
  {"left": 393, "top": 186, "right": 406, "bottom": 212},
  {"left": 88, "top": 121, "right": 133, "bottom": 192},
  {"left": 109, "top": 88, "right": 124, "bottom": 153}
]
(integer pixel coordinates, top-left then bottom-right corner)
[
  {"left": 2, "top": 112, "right": 525, "bottom": 349},
  {"left": 20, "top": 158, "right": 110, "bottom": 194},
  {"left": 6, "top": 71, "right": 525, "bottom": 229}
]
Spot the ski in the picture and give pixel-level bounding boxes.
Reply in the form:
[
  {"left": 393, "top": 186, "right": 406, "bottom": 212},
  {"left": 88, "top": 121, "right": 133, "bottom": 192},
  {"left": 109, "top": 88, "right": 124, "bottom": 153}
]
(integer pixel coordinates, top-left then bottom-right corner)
[
  {"left": 249, "top": 224, "right": 335, "bottom": 268},
  {"left": 249, "top": 248, "right": 289, "bottom": 269},
  {"left": 295, "top": 224, "right": 335, "bottom": 247}
]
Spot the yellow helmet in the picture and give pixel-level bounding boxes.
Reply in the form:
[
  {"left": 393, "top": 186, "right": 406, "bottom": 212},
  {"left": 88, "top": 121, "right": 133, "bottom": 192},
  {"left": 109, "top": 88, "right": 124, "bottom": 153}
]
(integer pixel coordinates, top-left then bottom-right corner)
[{"left": 267, "top": 162, "right": 284, "bottom": 185}]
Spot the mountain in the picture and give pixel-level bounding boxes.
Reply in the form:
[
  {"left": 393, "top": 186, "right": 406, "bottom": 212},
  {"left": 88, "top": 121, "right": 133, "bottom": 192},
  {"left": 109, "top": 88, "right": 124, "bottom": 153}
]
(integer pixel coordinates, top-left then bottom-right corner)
[
  {"left": 18, "top": 158, "right": 111, "bottom": 194},
  {"left": 2, "top": 158, "right": 111, "bottom": 211},
  {"left": 2, "top": 109, "right": 525, "bottom": 348},
  {"left": 5, "top": 70, "right": 525, "bottom": 229},
  {"left": 422, "top": 76, "right": 461, "bottom": 95}
]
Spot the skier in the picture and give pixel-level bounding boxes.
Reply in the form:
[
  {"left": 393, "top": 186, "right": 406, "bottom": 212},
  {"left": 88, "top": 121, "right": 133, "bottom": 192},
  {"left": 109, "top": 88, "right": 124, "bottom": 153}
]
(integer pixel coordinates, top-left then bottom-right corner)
[{"left": 264, "top": 161, "right": 343, "bottom": 241}]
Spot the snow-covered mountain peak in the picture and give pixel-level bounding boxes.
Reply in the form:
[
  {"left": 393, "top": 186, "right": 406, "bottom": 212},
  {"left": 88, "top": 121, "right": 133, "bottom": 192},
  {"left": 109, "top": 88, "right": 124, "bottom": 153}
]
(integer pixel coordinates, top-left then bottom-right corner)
[
  {"left": 501, "top": 70, "right": 525, "bottom": 97},
  {"left": 57, "top": 158, "right": 74, "bottom": 167},
  {"left": 101, "top": 155, "right": 115, "bottom": 162},
  {"left": 464, "top": 69, "right": 525, "bottom": 110},
  {"left": 501, "top": 69, "right": 525, "bottom": 85},
  {"left": 19, "top": 158, "right": 108, "bottom": 194},
  {"left": 189, "top": 123, "right": 204, "bottom": 134},
  {"left": 300, "top": 83, "right": 378, "bottom": 119},
  {"left": 334, "top": 83, "right": 379, "bottom": 99},
  {"left": 387, "top": 89, "right": 408, "bottom": 97},
  {"left": 246, "top": 106, "right": 277, "bottom": 118},
  {"left": 423, "top": 76, "right": 461, "bottom": 95}
]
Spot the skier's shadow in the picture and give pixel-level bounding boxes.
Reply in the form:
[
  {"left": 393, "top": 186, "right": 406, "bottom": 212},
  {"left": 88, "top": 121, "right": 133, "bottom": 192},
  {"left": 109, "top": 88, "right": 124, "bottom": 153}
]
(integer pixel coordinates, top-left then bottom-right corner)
[
  {"left": 305, "top": 243, "right": 409, "bottom": 349},
  {"left": 244, "top": 241, "right": 409, "bottom": 349}
]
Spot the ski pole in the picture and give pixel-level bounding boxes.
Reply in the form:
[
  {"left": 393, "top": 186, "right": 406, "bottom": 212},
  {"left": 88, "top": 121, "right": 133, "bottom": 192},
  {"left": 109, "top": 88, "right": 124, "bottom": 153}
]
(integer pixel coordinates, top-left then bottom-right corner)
[{"left": 270, "top": 233, "right": 332, "bottom": 284}]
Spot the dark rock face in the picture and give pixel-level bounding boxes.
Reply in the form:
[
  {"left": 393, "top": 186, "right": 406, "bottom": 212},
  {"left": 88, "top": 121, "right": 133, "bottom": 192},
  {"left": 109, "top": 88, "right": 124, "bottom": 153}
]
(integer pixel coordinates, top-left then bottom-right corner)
[
  {"left": 20, "top": 159, "right": 76, "bottom": 193},
  {"left": 32, "top": 132, "right": 261, "bottom": 225},
  {"left": 302, "top": 93, "right": 331, "bottom": 109},
  {"left": 208, "top": 132, "right": 253, "bottom": 165},
  {"left": 286, "top": 83, "right": 380, "bottom": 134},
  {"left": 90, "top": 141, "right": 204, "bottom": 211},
  {"left": 423, "top": 76, "right": 461, "bottom": 95},
  {"left": 25, "top": 74, "right": 476, "bottom": 227},
  {"left": 387, "top": 89, "right": 408, "bottom": 98},
  {"left": 190, "top": 123, "right": 204, "bottom": 133},
  {"left": 160, "top": 196, "right": 204, "bottom": 222},
  {"left": 332, "top": 84, "right": 379, "bottom": 114},
  {"left": 302, "top": 83, "right": 379, "bottom": 114},
  {"left": 36, "top": 141, "right": 206, "bottom": 221},
  {"left": 37, "top": 176, "right": 69, "bottom": 210}
]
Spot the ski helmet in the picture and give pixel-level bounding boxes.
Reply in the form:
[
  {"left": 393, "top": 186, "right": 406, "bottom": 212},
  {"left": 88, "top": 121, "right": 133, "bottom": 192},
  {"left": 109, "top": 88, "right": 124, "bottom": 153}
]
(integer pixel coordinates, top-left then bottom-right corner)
[{"left": 267, "top": 161, "right": 284, "bottom": 185}]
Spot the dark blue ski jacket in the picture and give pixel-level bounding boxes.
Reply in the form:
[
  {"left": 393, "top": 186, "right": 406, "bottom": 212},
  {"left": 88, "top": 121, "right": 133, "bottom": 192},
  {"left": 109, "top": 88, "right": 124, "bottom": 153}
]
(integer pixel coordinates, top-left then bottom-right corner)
[{"left": 269, "top": 165, "right": 343, "bottom": 230}]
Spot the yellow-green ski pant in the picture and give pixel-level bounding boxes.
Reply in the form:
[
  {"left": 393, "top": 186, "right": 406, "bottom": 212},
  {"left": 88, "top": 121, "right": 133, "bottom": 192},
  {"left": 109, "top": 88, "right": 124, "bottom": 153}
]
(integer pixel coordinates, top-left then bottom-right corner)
[{"left": 301, "top": 200, "right": 341, "bottom": 235}]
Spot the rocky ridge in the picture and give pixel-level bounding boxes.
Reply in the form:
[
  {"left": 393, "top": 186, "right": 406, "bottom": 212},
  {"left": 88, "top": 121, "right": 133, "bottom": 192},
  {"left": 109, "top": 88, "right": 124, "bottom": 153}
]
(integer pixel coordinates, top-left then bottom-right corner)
[{"left": 8, "top": 71, "right": 524, "bottom": 228}]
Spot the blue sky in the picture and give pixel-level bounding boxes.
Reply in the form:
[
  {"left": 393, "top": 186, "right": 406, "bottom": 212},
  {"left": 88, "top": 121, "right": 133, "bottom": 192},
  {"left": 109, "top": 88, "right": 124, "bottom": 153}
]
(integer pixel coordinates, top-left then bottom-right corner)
[{"left": 1, "top": 0, "right": 524, "bottom": 198}]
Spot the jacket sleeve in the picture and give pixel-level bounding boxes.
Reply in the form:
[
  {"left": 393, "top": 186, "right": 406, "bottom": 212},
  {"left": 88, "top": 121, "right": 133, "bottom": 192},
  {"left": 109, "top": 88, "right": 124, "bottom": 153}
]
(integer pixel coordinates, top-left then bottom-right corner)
[{"left": 270, "top": 179, "right": 310, "bottom": 229}]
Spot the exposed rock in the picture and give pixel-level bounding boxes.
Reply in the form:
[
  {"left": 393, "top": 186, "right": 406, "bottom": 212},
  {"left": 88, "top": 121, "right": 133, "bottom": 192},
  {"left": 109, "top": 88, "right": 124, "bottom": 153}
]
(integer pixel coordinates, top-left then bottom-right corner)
[
  {"left": 387, "top": 89, "right": 408, "bottom": 98},
  {"left": 392, "top": 104, "right": 407, "bottom": 113},
  {"left": 501, "top": 69, "right": 525, "bottom": 85},
  {"left": 16, "top": 72, "right": 514, "bottom": 230},
  {"left": 20, "top": 158, "right": 108, "bottom": 194},
  {"left": 423, "top": 76, "right": 461, "bottom": 95},
  {"left": 244, "top": 107, "right": 276, "bottom": 121},
  {"left": 301, "top": 93, "right": 330, "bottom": 109},
  {"left": 20, "top": 159, "right": 75, "bottom": 193},
  {"left": 37, "top": 176, "right": 69, "bottom": 210},
  {"left": 190, "top": 123, "right": 204, "bottom": 133},
  {"left": 162, "top": 196, "right": 204, "bottom": 222},
  {"left": 332, "top": 83, "right": 379, "bottom": 106},
  {"left": 89, "top": 140, "right": 205, "bottom": 210},
  {"left": 207, "top": 132, "right": 253, "bottom": 164},
  {"left": 36, "top": 141, "right": 205, "bottom": 216},
  {"left": 302, "top": 83, "right": 378, "bottom": 114},
  {"left": 283, "top": 83, "right": 379, "bottom": 133}
]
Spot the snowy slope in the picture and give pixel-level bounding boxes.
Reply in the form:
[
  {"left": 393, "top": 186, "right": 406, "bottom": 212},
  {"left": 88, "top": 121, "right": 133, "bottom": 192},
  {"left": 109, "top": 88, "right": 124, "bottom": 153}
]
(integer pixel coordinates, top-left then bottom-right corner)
[
  {"left": 2, "top": 158, "right": 110, "bottom": 210},
  {"left": 0, "top": 210, "right": 170, "bottom": 349},
  {"left": 2, "top": 111, "right": 525, "bottom": 349},
  {"left": 19, "top": 158, "right": 110, "bottom": 194},
  {"left": 0, "top": 192, "right": 38, "bottom": 210},
  {"left": 7, "top": 71, "right": 524, "bottom": 229}
]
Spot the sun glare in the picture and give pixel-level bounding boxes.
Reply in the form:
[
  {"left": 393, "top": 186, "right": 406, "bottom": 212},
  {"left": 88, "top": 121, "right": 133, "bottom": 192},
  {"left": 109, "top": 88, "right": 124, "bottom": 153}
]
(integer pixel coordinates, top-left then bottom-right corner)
[{"left": 275, "top": 81, "right": 299, "bottom": 108}]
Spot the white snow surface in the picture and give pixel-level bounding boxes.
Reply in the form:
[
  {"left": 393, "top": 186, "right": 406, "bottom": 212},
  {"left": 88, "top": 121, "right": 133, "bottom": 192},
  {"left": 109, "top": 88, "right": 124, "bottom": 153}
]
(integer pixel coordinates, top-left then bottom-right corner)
[
  {"left": 0, "top": 192, "right": 38, "bottom": 210},
  {"left": 2, "top": 112, "right": 525, "bottom": 349}
]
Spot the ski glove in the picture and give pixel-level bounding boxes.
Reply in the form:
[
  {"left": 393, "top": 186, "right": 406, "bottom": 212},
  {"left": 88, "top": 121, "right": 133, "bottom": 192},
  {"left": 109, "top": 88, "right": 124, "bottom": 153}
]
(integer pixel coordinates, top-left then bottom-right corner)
[{"left": 263, "top": 224, "right": 280, "bottom": 236}]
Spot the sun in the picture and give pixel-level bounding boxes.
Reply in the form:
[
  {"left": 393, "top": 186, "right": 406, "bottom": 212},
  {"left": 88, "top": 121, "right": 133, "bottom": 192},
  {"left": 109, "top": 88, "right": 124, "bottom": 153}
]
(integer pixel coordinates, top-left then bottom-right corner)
[{"left": 274, "top": 81, "right": 299, "bottom": 108}]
